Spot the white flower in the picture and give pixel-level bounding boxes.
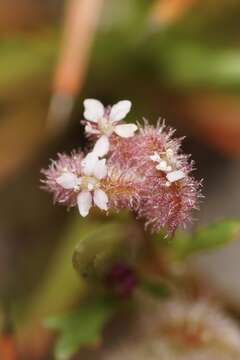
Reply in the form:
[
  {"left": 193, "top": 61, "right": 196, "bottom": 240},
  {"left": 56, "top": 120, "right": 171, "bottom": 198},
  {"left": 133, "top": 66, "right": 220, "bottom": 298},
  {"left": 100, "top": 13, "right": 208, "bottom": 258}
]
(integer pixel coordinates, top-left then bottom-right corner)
[
  {"left": 83, "top": 99, "right": 138, "bottom": 156},
  {"left": 56, "top": 153, "right": 108, "bottom": 217},
  {"left": 150, "top": 149, "right": 185, "bottom": 184},
  {"left": 150, "top": 151, "right": 173, "bottom": 172}
]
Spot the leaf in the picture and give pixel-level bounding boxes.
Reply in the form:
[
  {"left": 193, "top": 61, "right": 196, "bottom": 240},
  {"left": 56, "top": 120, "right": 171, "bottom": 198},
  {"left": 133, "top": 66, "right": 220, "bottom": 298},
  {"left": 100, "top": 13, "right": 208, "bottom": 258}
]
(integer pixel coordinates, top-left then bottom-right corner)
[
  {"left": 140, "top": 278, "right": 170, "bottom": 298},
  {"left": 45, "top": 297, "right": 119, "bottom": 360},
  {"left": 173, "top": 219, "right": 240, "bottom": 258},
  {"left": 169, "top": 230, "right": 192, "bottom": 258},
  {"left": 191, "top": 219, "right": 240, "bottom": 252}
]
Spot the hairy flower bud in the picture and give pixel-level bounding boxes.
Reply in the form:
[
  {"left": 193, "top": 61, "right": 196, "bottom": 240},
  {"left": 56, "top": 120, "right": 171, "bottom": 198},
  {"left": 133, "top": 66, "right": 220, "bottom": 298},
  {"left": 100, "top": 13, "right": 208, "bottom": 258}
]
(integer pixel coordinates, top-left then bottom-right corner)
[{"left": 108, "top": 120, "right": 202, "bottom": 233}]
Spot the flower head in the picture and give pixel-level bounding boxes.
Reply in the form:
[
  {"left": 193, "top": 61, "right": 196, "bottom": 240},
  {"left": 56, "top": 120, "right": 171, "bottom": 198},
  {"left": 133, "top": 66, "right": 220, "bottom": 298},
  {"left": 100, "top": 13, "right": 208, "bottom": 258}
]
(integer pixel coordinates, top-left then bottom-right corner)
[
  {"left": 83, "top": 99, "right": 138, "bottom": 156},
  {"left": 42, "top": 102, "right": 201, "bottom": 234}
]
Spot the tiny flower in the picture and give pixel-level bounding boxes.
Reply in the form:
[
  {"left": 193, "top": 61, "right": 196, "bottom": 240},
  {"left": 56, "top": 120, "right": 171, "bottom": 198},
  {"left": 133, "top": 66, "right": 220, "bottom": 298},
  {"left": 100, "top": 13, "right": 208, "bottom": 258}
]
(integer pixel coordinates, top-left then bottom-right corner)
[
  {"left": 150, "top": 149, "right": 176, "bottom": 172},
  {"left": 83, "top": 98, "right": 138, "bottom": 154},
  {"left": 60, "top": 153, "right": 108, "bottom": 217},
  {"left": 150, "top": 146, "right": 186, "bottom": 186},
  {"left": 42, "top": 151, "right": 108, "bottom": 217}
]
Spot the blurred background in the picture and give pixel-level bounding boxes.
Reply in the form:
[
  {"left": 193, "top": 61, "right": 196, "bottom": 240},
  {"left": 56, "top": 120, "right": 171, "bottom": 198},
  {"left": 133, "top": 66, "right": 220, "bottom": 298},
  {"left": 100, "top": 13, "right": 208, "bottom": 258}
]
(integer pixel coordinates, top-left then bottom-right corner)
[{"left": 0, "top": 0, "right": 240, "bottom": 359}]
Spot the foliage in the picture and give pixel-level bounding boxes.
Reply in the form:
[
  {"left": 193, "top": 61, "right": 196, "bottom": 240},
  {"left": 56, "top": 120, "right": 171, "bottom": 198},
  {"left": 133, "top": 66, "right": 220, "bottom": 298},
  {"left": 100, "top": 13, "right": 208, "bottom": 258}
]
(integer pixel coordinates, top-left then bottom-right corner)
[
  {"left": 45, "top": 296, "right": 119, "bottom": 360},
  {"left": 140, "top": 278, "right": 170, "bottom": 298},
  {"left": 171, "top": 219, "right": 240, "bottom": 258}
]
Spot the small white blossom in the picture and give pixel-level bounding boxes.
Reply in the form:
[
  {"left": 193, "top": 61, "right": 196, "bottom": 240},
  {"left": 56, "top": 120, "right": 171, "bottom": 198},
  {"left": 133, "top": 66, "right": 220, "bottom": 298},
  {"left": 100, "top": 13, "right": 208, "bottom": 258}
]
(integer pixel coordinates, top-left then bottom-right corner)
[
  {"left": 150, "top": 149, "right": 185, "bottom": 184},
  {"left": 83, "top": 99, "right": 138, "bottom": 155},
  {"left": 56, "top": 152, "right": 108, "bottom": 217}
]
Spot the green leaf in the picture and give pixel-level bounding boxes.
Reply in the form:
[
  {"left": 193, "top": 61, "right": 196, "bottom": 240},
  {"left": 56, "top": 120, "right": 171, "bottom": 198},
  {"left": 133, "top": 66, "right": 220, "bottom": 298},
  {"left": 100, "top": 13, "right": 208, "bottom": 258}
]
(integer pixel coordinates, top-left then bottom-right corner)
[
  {"left": 192, "top": 219, "right": 240, "bottom": 252},
  {"left": 140, "top": 279, "right": 170, "bottom": 298},
  {"left": 169, "top": 230, "right": 193, "bottom": 258},
  {"left": 173, "top": 219, "right": 240, "bottom": 258},
  {"left": 45, "top": 297, "right": 119, "bottom": 360}
]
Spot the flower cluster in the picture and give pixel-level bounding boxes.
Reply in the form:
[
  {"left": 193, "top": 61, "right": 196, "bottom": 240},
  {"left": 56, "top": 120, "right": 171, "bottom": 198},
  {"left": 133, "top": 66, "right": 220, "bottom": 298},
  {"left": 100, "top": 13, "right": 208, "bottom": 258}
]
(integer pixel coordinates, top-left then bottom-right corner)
[{"left": 42, "top": 99, "right": 201, "bottom": 233}]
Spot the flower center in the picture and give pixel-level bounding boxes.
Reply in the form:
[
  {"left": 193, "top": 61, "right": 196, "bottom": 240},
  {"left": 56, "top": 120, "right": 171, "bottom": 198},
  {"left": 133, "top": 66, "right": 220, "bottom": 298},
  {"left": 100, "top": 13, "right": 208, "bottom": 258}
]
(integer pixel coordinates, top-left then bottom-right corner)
[
  {"left": 99, "top": 117, "right": 114, "bottom": 136},
  {"left": 157, "top": 149, "right": 179, "bottom": 172},
  {"left": 80, "top": 176, "right": 99, "bottom": 191}
]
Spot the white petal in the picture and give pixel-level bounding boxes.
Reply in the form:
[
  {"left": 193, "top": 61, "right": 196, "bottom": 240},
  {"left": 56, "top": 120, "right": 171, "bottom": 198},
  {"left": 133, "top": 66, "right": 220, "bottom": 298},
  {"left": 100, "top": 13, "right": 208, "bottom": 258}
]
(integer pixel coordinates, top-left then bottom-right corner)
[
  {"left": 94, "top": 159, "right": 108, "bottom": 180},
  {"left": 109, "top": 100, "right": 132, "bottom": 122},
  {"left": 150, "top": 152, "right": 161, "bottom": 162},
  {"left": 77, "top": 191, "right": 92, "bottom": 217},
  {"left": 166, "top": 170, "right": 185, "bottom": 183},
  {"left": 93, "top": 189, "right": 108, "bottom": 211},
  {"left": 92, "top": 135, "right": 109, "bottom": 157},
  {"left": 83, "top": 99, "right": 104, "bottom": 122},
  {"left": 114, "top": 124, "right": 137, "bottom": 138},
  {"left": 156, "top": 160, "right": 168, "bottom": 171},
  {"left": 56, "top": 172, "right": 79, "bottom": 189},
  {"left": 82, "top": 152, "right": 98, "bottom": 176},
  {"left": 85, "top": 123, "right": 100, "bottom": 135}
]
